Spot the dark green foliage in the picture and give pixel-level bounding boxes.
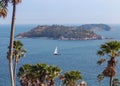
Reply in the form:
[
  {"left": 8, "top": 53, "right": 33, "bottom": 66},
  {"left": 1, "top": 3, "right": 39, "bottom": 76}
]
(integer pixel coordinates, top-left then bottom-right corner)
[
  {"left": 18, "top": 63, "right": 61, "bottom": 86},
  {"left": 97, "top": 58, "right": 106, "bottom": 65},
  {"left": 60, "top": 70, "right": 82, "bottom": 86},
  {"left": 97, "top": 74, "right": 104, "bottom": 84},
  {"left": 97, "top": 41, "right": 120, "bottom": 58}
]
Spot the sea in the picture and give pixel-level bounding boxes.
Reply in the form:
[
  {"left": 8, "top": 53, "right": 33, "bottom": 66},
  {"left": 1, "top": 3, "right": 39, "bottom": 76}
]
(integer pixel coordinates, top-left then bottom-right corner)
[{"left": 0, "top": 24, "right": 120, "bottom": 86}]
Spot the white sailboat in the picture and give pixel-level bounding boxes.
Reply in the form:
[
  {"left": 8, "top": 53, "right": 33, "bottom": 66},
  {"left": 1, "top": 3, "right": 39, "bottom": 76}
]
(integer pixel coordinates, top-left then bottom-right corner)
[{"left": 54, "top": 47, "right": 59, "bottom": 55}]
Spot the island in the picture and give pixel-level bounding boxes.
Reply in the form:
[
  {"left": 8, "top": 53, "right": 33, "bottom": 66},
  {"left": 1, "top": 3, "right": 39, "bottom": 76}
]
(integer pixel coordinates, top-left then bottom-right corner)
[{"left": 16, "top": 24, "right": 111, "bottom": 40}]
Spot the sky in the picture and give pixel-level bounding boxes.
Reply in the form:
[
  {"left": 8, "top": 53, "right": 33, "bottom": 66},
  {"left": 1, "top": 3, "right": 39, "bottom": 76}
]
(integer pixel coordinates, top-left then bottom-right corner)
[{"left": 1, "top": 0, "right": 120, "bottom": 25}]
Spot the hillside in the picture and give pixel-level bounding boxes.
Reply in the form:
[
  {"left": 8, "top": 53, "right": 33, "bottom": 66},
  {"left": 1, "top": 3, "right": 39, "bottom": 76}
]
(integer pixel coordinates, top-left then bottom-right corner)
[
  {"left": 79, "top": 24, "right": 111, "bottom": 31},
  {"left": 16, "top": 24, "right": 110, "bottom": 40}
]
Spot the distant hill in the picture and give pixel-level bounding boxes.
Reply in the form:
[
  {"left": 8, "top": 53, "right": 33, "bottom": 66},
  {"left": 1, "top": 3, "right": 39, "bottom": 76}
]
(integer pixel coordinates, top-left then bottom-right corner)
[
  {"left": 16, "top": 24, "right": 111, "bottom": 40},
  {"left": 79, "top": 24, "right": 111, "bottom": 31}
]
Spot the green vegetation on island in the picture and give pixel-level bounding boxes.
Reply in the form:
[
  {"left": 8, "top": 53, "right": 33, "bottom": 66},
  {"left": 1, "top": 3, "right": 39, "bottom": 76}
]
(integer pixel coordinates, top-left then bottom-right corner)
[{"left": 16, "top": 24, "right": 111, "bottom": 40}]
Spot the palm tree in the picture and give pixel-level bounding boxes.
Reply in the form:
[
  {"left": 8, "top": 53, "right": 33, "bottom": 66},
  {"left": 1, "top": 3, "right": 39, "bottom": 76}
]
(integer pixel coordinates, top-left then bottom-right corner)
[
  {"left": 97, "top": 41, "right": 120, "bottom": 86},
  {"left": 1, "top": 0, "right": 22, "bottom": 85},
  {"left": 60, "top": 70, "right": 82, "bottom": 86},
  {"left": 17, "top": 63, "right": 61, "bottom": 86},
  {"left": 7, "top": 0, "right": 21, "bottom": 86},
  {"left": 0, "top": 0, "right": 8, "bottom": 18},
  {"left": 12, "top": 40, "right": 27, "bottom": 86},
  {"left": 46, "top": 65, "right": 62, "bottom": 86},
  {"left": 0, "top": 0, "right": 15, "bottom": 85},
  {"left": 17, "top": 64, "right": 33, "bottom": 86}
]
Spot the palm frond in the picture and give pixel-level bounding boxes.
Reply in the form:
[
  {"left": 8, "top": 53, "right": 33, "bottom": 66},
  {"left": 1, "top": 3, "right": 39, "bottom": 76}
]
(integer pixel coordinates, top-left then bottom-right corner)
[
  {"left": 97, "top": 58, "right": 106, "bottom": 65},
  {"left": 97, "top": 50, "right": 104, "bottom": 56},
  {"left": 97, "top": 74, "right": 104, "bottom": 83}
]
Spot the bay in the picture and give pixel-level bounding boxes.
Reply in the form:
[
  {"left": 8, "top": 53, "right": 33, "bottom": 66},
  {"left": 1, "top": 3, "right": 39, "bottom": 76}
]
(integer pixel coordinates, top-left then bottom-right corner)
[{"left": 0, "top": 24, "right": 120, "bottom": 86}]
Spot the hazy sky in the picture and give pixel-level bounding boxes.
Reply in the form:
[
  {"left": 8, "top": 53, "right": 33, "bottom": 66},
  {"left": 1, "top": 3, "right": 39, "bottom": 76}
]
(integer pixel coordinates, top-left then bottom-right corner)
[{"left": 1, "top": 0, "right": 120, "bottom": 24}]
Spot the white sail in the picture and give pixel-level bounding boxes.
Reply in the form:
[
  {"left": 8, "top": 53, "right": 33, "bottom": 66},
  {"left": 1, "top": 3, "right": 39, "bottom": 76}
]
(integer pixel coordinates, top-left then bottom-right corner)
[{"left": 54, "top": 47, "right": 58, "bottom": 55}]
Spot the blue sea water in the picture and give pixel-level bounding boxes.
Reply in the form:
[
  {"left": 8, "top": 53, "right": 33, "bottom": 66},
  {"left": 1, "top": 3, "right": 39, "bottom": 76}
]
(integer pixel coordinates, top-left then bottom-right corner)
[{"left": 0, "top": 24, "right": 120, "bottom": 86}]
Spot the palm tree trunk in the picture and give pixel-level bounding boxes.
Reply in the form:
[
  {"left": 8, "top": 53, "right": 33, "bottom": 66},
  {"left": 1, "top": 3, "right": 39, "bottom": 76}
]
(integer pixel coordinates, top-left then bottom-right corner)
[
  {"left": 13, "top": 57, "right": 17, "bottom": 86},
  {"left": 110, "top": 76, "right": 113, "bottom": 86},
  {"left": 8, "top": 0, "right": 16, "bottom": 86},
  {"left": 8, "top": 60, "right": 14, "bottom": 86}
]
